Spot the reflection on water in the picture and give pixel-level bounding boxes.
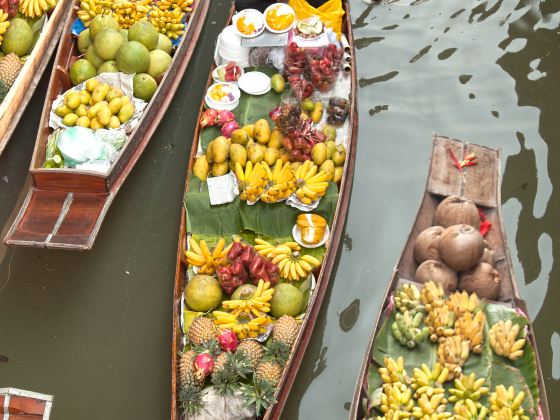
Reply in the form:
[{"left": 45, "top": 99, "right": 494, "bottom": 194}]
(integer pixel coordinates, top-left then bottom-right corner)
[
  {"left": 284, "top": 0, "right": 559, "bottom": 418},
  {"left": 339, "top": 299, "right": 360, "bottom": 332}
]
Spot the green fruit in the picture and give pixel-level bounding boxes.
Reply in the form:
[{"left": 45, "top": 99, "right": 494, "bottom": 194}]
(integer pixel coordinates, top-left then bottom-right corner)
[
  {"left": 302, "top": 98, "right": 315, "bottom": 112},
  {"left": 128, "top": 20, "right": 159, "bottom": 51},
  {"left": 229, "top": 143, "right": 247, "bottom": 167},
  {"left": 270, "top": 283, "right": 304, "bottom": 318},
  {"left": 97, "top": 60, "right": 118, "bottom": 75},
  {"left": 132, "top": 73, "right": 157, "bottom": 101},
  {"left": 311, "top": 142, "right": 327, "bottom": 166},
  {"left": 184, "top": 275, "right": 223, "bottom": 312},
  {"left": 62, "top": 113, "right": 78, "bottom": 127},
  {"left": 77, "top": 29, "right": 92, "bottom": 54},
  {"left": 325, "top": 140, "right": 336, "bottom": 159},
  {"left": 332, "top": 145, "right": 346, "bottom": 166},
  {"left": 85, "top": 45, "right": 104, "bottom": 69},
  {"left": 319, "top": 159, "right": 335, "bottom": 181},
  {"left": 89, "top": 15, "right": 119, "bottom": 40},
  {"left": 1, "top": 18, "right": 32, "bottom": 56},
  {"left": 93, "top": 28, "right": 124, "bottom": 60},
  {"left": 116, "top": 41, "right": 150, "bottom": 74},
  {"left": 156, "top": 33, "right": 173, "bottom": 54},
  {"left": 55, "top": 104, "right": 71, "bottom": 117},
  {"left": 231, "top": 284, "right": 257, "bottom": 300},
  {"left": 193, "top": 155, "right": 210, "bottom": 181},
  {"left": 270, "top": 73, "right": 285, "bottom": 94},
  {"left": 230, "top": 128, "right": 249, "bottom": 146},
  {"left": 147, "top": 49, "right": 172, "bottom": 80},
  {"left": 69, "top": 59, "right": 96, "bottom": 85},
  {"left": 65, "top": 91, "right": 81, "bottom": 110},
  {"left": 322, "top": 124, "right": 336, "bottom": 142},
  {"left": 120, "top": 28, "right": 128, "bottom": 42}
]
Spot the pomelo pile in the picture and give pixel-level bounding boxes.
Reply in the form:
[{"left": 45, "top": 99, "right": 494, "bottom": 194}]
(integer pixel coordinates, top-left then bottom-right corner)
[{"left": 71, "top": 16, "right": 174, "bottom": 101}]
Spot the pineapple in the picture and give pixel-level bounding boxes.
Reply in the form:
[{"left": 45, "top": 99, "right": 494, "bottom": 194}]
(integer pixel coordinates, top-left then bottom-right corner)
[
  {"left": 273, "top": 315, "right": 299, "bottom": 348},
  {"left": 0, "top": 53, "right": 22, "bottom": 87},
  {"left": 236, "top": 340, "right": 263, "bottom": 368},
  {"left": 256, "top": 361, "right": 282, "bottom": 386},
  {"left": 188, "top": 317, "right": 216, "bottom": 345},
  {"left": 179, "top": 349, "right": 199, "bottom": 389},
  {"left": 210, "top": 352, "right": 228, "bottom": 380}
]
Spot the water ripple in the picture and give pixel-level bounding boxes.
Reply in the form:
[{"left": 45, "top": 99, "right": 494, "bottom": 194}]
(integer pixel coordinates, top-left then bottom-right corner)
[{"left": 358, "top": 70, "right": 399, "bottom": 88}]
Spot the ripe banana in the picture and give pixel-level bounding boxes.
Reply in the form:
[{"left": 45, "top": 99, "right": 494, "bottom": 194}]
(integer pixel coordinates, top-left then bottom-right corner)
[
  {"left": 455, "top": 311, "right": 486, "bottom": 353},
  {"left": 254, "top": 238, "right": 320, "bottom": 281},
  {"left": 149, "top": 6, "right": 186, "bottom": 39},
  {"left": 394, "top": 283, "right": 424, "bottom": 314},
  {"left": 411, "top": 362, "right": 450, "bottom": 397},
  {"left": 420, "top": 281, "right": 445, "bottom": 311},
  {"left": 453, "top": 399, "right": 489, "bottom": 420},
  {"left": 391, "top": 310, "right": 429, "bottom": 349},
  {"left": 488, "top": 319, "right": 526, "bottom": 361},
  {"left": 425, "top": 305, "right": 456, "bottom": 343},
  {"left": 448, "top": 373, "right": 489, "bottom": 405},
  {"left": 437, "top": 336, "right": 470, "bottom": 380},
  {"left": 212, "top": 310, "right": 270, "bottom": 339},
  {"left": 77, "top": 0, "right": 111, "bottom": 26},
  {"left": 379, "top": 383, "right": 414, "bottom": 417},
  {"left": 0, "top": 10, "right": 10, "bottom": 44},
  {"left": 412, "top": 393, "right": 451, "bottom": 419},
  {"left": 158, "top": 0, "right": 193, "bottom": 12},
  {"left": 489, "top": 385, "right": 528, "bottom": 420},
  {"left": 260, "top": 160, "right": 297, "bottom": 203},
  {"left": 113, "top": 1, "right": 152, "bottom": 28},
  {"left": 221, "top": 279, "right": 274, "bottom": 317},
  {"left": 185, "top": 237, "right": 231, "bottom": 275},
  {"left": 236, "top": 161, "right": 269, "bottom": 202},
  {"left": 20, "top": 0, "right": 58, "bottom": 18},
  {"left": 294, "top": 160, "right": 329, "bottom": 205},
  {"left": 447, "top": 290, "right": 481, "bottom": 316},
  {"left": 378, "top": 356, "right": 410, "bottom": 386}
]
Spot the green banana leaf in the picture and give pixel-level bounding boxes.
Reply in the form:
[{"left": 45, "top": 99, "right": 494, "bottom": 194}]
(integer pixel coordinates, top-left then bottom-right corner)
[
  {"left": 367, "top": 302, "right": 540, "bottom": 417},
  {"left": 200, "top": 67, "right": 282, "bottom": 151}
]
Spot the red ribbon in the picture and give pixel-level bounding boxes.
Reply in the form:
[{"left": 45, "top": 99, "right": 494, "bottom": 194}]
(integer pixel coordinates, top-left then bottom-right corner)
[{"left": 479, "top": 209, "right": 491, "bottom": 236}]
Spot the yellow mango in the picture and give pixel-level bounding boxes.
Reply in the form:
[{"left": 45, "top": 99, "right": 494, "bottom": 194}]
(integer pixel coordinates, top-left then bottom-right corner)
[{"left": 254, "top": 119, "right": 271, "bottom": 144}]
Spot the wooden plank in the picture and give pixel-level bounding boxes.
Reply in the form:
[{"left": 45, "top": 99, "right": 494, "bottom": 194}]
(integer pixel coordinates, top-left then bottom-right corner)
[
  {"left": 427, "top": 135, "right": 463, "bottom": 198},
  {"left": 463, "top": 143, "right": 499, "bottom": 208}
]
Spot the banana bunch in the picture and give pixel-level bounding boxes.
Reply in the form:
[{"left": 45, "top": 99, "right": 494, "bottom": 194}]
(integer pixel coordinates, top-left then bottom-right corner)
[
  {"left": 488, "top": 320, "right": 525, "bottom": 361},
  {"left": 437, "top": 336, "right": 470, "bottom": 380},
  {"left": 236, "top": 161, "right": 269, "bottom": 202},
  {"left": 394, "top": 283, "right": 424, "bottom": 314},
  {"left": 425, "top": 305, "right": 456, "bottom": 343},
  {"left": 20, "top": 0, "right": 58, "bottom": 19},
  {"left": 411, "top": 363, "right": 449, "bottom": 397},
  {"left": 260, "top": 160, "right": 296, "bottom": 203},
  {"left": 453, "top": 400, "right": 489, "bottom": 420},
  {"left": 0, "top": 10, "right": 9, "bottom": 45},
  {"left": 113, "top": 0, "right": 152, "bottom": 28},
  {"left": 212, "top": 311, "right": 271, "bottom": 339},
  {"left": 294, "top": 160, "right": 329, "bottom": 205},
  {"left": 379, "top": 383, "right": 414, "bottom": 418},
  {"left": 447, "top": 291, "right": 481, "bottom": 316},
  {"left": 158, "top": 0, "right": 193, "bottom": 12},
  {"left": 185, "top": 237, "right": 231, "bottom": 275},
  {"left": 254, "top": 238, "right": 321, "bottom": 281},
  {"left": 420, "top": 281, "right": 445, "bottom": 311},
  {"left": 221, "top": 279, "right": 274, "bottom": 317},
  {"left": 378, "top": 356, "right": 410, "bottom": 386},
  {"left": 149, "top": 6, "right": 186, "bottom": 40},
  {"left": 489, "top": 385, "right": 528, "bottom": 420},
  {"left": 412, "top": 393, "right": 451, "bottom": 419},
  {"left": 77, "top": 0, "right": 112, "bottom": 26},
  {"left": 455, "top": 311, "right": 486, "bottom": 353},
  {"left": 391, "top": 311, "right": 429, "bottom": 349},
  {"left": 448, "top": 373, "right": 489, "bottom": 406}
]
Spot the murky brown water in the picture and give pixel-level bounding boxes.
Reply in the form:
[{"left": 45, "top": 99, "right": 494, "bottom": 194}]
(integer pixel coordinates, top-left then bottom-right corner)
[{"left": 0, "top": 0, "right": 558, "bottom": 418}]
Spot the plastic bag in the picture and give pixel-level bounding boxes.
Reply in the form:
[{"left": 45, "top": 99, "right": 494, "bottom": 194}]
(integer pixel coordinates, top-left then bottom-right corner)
[{"left": 289, "top": 0, "right": 345, "bottom": 37}]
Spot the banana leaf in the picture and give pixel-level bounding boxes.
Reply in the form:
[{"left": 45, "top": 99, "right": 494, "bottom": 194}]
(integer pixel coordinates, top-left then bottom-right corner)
[{"left": 200, "top": 67, "right": 282, "bottom": 151}]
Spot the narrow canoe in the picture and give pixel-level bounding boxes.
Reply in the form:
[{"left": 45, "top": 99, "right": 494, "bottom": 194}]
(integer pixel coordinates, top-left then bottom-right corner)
[
  {"left": 0, "top": 387, "right": 53, "bottom": 419},
  {"left": 350, "top": 135, "right": 549, "bottom": 419},
  {"left": 171, "top": 2, "right": 358, "bottom": 419},
  {"left": 3, "top": 0, "right": 210, "bottom": 250},
  {"left": 0, "top": 0, "right": 73, "bottom": 156}
]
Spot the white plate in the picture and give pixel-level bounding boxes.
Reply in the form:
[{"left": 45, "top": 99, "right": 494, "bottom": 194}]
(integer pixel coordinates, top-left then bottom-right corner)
[
  {"left": 292, "top": 224, "right": 330, "bottom": 248},
  {"left": 212, "top": 64, "right": 244, "bottom": 84},
  {"left": 237, "top": 71, "right": 271, "bottom": 95},
  {"left": 232, "top": 9, "right": 265, "bottom": 39},
  {"left": 264, "top": 3, "right": 296, "bottom": 34}
]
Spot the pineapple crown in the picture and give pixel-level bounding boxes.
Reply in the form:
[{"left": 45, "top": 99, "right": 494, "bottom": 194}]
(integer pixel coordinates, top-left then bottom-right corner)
[
  {"left": 178, "top": 385, "right": 203, "bottom": 417},
  {"left": 211, "top": 352, "right": 253, "bottom": 396},
  {"left": 191, "top": 338, "right": 221, "bottom": 357},
  {"left": 238, "top": 378, "right": 277, "bottom": 417},
  {"left": 263, "top": 340, "right": 291, "bottom": 367}
]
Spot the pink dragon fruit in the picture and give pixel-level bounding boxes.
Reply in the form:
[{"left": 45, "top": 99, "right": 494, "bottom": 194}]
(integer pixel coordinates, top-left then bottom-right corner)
[
  {"left": 194, "top": 353, "right": 214, "bottom": 377},
  {"left": 216, "top": 110, "right": 235, "bottom": 126},
  {"left": 218, "top": 329, "right": 238, "bottom": 352},
  {"left": 221, "top": 120, "right": 240, "bottom": 138},
  {"left": 200, "top": 108, "right": 219, "bottom": 127}
]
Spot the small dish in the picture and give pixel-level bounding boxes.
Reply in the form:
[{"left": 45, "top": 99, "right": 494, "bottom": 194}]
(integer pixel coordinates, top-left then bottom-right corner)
[
  {"left": 212, "top": 63, "right": 244, "bottom": 84},
  {"left": 292, "top": 223, "right": 330, "bottom": 248},
  {"left": 232, "top": 9, "right": 265, "bottom": 38},
  {"left": 294, "top": 16, "right": 324, "bottom": 40},
  {"left": 237, "top": 71, "right": 271, "bottom": 95},
  {"left": 264, "top": 3, "right": 296, "bottom": 34}
]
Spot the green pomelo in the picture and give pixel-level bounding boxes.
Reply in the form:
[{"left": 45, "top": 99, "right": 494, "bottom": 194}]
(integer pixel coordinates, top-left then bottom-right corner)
[
  {"left": 93, "top": 29, "right": 123, "bottom": 60},
  {"left": 89, "top": 15, "right": 119, "bottom": 40},
  {"left": 85, "top": 45, "right": 104, "bottom": 69},
  {"left": 147, "top": 49, "right": 172, "bottom": 80},
  {"left": 1, "top": 18, "right": 32, "bottom": 57},
  {"left": 128, "top": 20, "right": 159, "bottom": 51},
  {"left": 156, "top": 33, "right": 172, "bottom": 54},
  {"left": 116, "top": 41, "right": 150, "bottom": 74},
  {"left": 133, "top": 73, "right": 157, "bottom": 101},
  {"left": 69, "top": 59, "right": 96, "bottom": 86},
  {"left": 184, "top": 275, "right": 223, "bottom": 312},
  {"left": 120, "top": 29, "right": 128, "bottom": 42},
  {"left": 270, "top": 283, "right": 304, "bottom": 318},
  {"left": 77, "top": 28, "right": 92, "bottom": 54},
  {"left": 97, "top": 60, "right": 118, "bottom": 75}
]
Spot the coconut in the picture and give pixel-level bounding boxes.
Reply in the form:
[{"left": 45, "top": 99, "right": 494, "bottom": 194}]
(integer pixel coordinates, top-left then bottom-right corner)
[
  {"left": 480, "top": 241, "right": 496, "bottom": 266},
  {"left": 433, "top": 195, "right": 480, "bottom": 228},
  {"left": 413, "top": 226, "right": 444, "bottom": 263},
  {"left": 438, "top": 224, "right": 484, "bottom": 271},
  {"left": 459, "top": 262, "right": 501, "bottom": 300},
  {"left": 414, "top": 259, "right": 458, "bottom": 293}
]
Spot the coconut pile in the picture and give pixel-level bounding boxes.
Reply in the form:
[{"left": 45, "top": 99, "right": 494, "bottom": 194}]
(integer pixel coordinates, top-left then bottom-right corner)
[{"left": 412, "top": 195, "right": 501, "bottom": 300}]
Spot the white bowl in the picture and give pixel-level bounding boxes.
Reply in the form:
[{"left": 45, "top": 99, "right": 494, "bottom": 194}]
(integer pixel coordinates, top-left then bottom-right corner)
[
  {"left": 237, "top": 71, "right": 271, "bottom": 95},
  {"left": 264, "top": 3, "right": 296, "bottom": 34},
  {"left": 205, "top": 95, "right": 239, "bottom": 111},
  {"left": 219, "top": 25, "right": 242, "bottom": 48},
  {"left": 292, "top": 224, "right": 330, "bottom": 248},
  {"left": 232, "top": 9, "right": 265, "bottom": 38}
]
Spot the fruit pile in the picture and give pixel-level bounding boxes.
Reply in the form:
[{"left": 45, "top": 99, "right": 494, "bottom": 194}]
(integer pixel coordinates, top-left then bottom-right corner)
[{"left": 54, "top": 78, "right": 135, "bottom": 129}]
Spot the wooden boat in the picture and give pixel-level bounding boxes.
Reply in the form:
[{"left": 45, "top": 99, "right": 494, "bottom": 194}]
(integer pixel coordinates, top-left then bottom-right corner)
[
  {"left": 0, "top": 387, "right": 53, "bottom": 419},
  {"left": 3, "top": 0, "right": 210, "bottom": 250},
  {"left": 171, "top": 2, "right": 358, "bottom": 419},
  {"left": 350, "top": 135, "right": 550, "bottom": 419},
  {"left": 0, "top": 0, "right": 73, "bottom": 156}
]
